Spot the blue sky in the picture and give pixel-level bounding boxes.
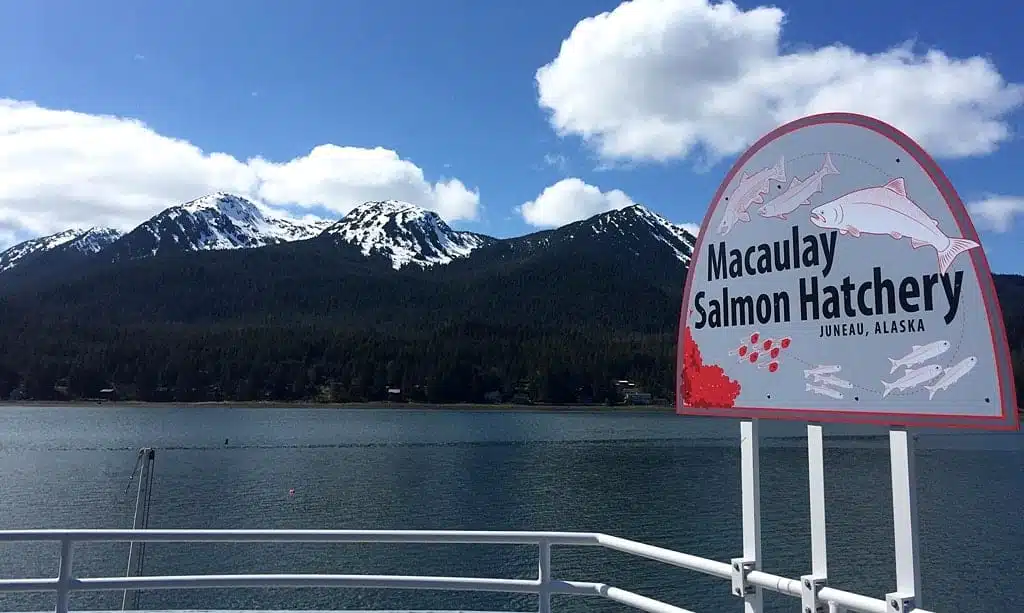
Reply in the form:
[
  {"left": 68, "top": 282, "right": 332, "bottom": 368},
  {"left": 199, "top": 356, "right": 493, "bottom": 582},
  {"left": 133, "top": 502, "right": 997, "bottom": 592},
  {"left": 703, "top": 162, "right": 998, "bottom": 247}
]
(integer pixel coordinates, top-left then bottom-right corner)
[{"left": 0, "top": 0, "right": 1022, "bottom": 272}]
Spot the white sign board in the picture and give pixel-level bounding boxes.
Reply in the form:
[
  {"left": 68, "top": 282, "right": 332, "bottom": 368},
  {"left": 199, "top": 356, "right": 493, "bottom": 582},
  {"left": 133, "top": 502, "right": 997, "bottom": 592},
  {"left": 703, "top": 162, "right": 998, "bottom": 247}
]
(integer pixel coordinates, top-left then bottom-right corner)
[{"left": 677, "top": 112, "right": 1019, "bottom": 430}]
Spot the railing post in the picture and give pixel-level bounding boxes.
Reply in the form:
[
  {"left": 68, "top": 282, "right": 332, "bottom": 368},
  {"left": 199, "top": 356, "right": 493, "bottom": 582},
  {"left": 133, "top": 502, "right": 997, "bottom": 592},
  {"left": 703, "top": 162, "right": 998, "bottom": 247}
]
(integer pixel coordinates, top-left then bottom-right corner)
[
  {"left": 55, "top": 538, "right": 74, "bottom": 613},
  {"left": 537, "top": 539, "right": 552, "bottom": 613}
]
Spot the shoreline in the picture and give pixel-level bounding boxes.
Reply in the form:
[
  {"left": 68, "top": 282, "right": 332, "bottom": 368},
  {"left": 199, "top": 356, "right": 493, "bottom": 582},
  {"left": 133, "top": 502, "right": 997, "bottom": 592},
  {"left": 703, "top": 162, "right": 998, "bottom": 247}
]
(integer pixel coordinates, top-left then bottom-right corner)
[{"left": 0, "top": 400, "right": 676, "bottom": 413}]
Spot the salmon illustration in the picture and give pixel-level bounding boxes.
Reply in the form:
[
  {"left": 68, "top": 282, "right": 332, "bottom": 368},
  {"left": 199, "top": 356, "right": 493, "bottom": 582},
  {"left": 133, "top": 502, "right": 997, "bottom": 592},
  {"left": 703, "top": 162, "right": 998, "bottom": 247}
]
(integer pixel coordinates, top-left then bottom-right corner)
[
  {"left": 881, "top": 364, "right": 943, "bottom": 398},
  {"left": 716, "top": 156, "right": 786, "bottom": 235},
  {"left": 808, "top": 177, "right": 979, "bottom": 274},
  {"left": 803, "top": 364, "right": 841, "bottom": 378},
  {"left": 806, "top": 383, "right": 843, "bottom": 400},
  {"left": 812, "top": 374, "right": 853, "bottom": 389},
  {"left": 758, "top": 153, "right": 839, "bottom": 220},
  {"left": 923, "top": 356, "right": 978, "bottom": 400},
  {"left": 888, "top": 340, "right": 950, "bottom": 373}
]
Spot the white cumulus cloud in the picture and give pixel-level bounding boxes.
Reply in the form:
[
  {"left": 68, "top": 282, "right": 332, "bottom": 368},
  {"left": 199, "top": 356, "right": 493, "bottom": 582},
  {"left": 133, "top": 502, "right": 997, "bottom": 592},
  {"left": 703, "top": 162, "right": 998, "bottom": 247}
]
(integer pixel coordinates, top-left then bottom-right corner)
[
  {"left": 0, "top": 99, "right": 480, "bottom": 247},
  {"left": 967, "top": 195, "right": 1024, "bottom": 233},
  {"left": 536, "top": 0, "right": 1024, "bottom": 164},
  {"left": 519, "top": 178, "right": 636, "bottom": 227}
]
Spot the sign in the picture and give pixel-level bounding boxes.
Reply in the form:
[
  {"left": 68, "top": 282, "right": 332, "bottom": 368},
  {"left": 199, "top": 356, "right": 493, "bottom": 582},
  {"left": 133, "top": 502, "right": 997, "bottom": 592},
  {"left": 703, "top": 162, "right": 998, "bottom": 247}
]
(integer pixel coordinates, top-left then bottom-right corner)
[{"left": 676, "top": 112, "right": 1019, "bottom": 430}]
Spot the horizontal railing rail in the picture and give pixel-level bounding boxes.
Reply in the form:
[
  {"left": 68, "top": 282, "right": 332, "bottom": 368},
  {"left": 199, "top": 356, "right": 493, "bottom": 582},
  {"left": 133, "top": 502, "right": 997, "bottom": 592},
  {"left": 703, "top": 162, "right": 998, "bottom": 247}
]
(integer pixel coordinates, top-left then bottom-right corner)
[{"left": 0, "top": 529, "right": 936, "bottom": 613}]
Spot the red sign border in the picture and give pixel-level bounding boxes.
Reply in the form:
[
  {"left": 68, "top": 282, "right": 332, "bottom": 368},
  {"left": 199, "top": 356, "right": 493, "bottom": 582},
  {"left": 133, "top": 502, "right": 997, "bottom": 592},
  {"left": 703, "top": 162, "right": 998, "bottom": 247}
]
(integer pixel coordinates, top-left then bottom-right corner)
[{"left": 676, "top": 112, "right": 1020, "bottom": 431}]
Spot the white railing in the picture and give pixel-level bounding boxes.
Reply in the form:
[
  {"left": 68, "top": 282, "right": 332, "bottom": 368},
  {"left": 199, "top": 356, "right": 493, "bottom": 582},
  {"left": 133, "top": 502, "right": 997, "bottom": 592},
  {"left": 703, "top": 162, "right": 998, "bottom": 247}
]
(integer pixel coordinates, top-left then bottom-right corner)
[{"left": 0, "top": 529, "right": 938, "bottom": 613}]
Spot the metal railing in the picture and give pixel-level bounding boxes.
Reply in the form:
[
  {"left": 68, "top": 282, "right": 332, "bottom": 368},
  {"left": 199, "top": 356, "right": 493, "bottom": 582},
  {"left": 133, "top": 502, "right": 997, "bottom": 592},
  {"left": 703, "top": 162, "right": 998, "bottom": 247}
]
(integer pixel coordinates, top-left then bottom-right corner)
[{"left": 0, "top": 529, "right": 936, "bottom": 613}]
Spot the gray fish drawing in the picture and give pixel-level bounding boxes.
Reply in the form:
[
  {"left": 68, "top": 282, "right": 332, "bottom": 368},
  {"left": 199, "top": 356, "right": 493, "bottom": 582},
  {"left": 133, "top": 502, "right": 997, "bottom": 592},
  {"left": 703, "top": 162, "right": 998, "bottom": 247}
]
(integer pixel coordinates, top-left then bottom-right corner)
[
  {"left": 887, "top": 340, "right": 950, "bottom": 374},
  {"left": 812, "top": 373, "right": 853, "bottom": 389},
  {"left": 806, "top": 383, "right": 843, "bottom": 400},
  {"left": 923, "top": 356, "right": 978, "bottom": 400},
  {"left": 803, "top": 364, "right": 841, "bottom": 378},
  {"left": 881, "top": 364, "right": 943, "bottom": 398},
  {"left": 758, "top": 153, "right": 839, "bottom": 220}
]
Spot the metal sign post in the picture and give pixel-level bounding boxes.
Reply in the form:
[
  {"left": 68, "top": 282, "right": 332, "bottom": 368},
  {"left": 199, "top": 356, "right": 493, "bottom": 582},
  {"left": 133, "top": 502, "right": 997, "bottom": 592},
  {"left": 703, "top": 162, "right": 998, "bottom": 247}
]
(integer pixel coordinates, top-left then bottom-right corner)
[
  {"left": 677, "top": 112, "right": 1019, "bottom": 613},
  {"left": 886, "top": 428, "right": 922, "bottom": 613},
  {"left": 739, "top": 419, "right": 762, "bottom": 613}
]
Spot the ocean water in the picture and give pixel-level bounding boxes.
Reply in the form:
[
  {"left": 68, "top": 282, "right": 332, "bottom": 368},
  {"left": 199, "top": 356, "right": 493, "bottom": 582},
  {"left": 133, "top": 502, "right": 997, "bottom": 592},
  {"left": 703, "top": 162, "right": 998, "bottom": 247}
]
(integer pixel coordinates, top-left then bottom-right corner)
[{"left": 0, "top": 406, "right": 1020, "bottom": 613}]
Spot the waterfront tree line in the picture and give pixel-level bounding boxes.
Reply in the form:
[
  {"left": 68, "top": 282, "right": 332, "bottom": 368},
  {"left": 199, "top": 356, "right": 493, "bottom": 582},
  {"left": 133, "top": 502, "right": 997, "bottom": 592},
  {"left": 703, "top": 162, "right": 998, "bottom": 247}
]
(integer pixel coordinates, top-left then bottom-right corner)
[
  {"left": 0, "top": 245, "right": 1021, "bottom": 407},
  {"left": 0, "top": 322, "right": 676, "bottom": 404}
]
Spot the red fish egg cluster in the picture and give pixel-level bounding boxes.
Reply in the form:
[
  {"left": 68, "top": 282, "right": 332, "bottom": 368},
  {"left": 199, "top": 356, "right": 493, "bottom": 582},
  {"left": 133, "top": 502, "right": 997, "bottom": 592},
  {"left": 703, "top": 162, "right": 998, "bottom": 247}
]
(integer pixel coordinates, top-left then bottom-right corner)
[
  {"left": 681, "top": 327, "right": 742, "bottom": 408},
  {"left": 736, "top": 331, "right": 795, "bottom": 373}
]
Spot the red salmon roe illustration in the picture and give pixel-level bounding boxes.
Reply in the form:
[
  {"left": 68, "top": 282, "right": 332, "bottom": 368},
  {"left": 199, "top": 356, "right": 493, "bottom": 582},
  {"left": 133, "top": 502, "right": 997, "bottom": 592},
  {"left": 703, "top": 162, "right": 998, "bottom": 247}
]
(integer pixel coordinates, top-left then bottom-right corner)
[
  {"left": 770, "top": 347, "right": 780, "bottom": 359},
  {"left": 681, "top": 327, "right": 742, "bottom": 408},
  {"left": 738, "top": 345, "right": 748, "bottom": 357},
  {"left": 780, "top": 337, "right": 792, "bottom": 349},
  {"left": 763, "top": 339, "right": 773, "bottom": 350},
  {"left": 750, "top": 333, "right": 760, "bottom": 344},
  {"left": 767, "top": 362, "right": 779, "bottom": 373},
  {"left": 749, "top": 351, "right": 759, "bottom": 363}
]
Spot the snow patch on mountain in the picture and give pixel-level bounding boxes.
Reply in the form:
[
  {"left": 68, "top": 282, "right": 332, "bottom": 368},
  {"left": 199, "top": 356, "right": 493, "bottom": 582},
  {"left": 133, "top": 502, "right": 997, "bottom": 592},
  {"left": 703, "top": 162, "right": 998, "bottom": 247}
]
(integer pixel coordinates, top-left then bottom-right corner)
[
  {"left": 0, "top": 227, "right": 124, "bottom": 273},
  {"left": 322, "top": 200, "right": 493, "bottom": 270}
]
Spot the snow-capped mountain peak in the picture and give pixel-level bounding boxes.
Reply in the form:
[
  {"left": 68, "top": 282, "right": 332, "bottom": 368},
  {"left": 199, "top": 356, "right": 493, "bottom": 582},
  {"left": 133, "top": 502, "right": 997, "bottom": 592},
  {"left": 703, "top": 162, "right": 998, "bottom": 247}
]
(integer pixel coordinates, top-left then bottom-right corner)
[
  {"left": 71, "top": 227, "right": 125, "bottom": 254},
  {"left": 0, "top": 226, "right": 124, "bottom": 273},
  {"left": 322, "top": 200, "right": 493, "bottom": 270},
  {"left": 108, "top": 193, "right": 330, "bottom": 260},
  {"left": 549, "top": 204, "right": 697, "bottom": 264},
  {"left": 608, "top": 204, "right": 696, "bottom": 263}
]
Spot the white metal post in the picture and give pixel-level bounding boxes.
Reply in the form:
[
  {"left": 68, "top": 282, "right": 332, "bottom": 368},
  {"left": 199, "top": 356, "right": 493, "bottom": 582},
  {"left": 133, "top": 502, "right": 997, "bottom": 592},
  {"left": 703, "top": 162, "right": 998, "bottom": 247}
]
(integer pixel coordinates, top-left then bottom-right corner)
[
  {"left": 537, "top": 540, "right": 552, "bottom": 613},
  {"left": 802, "top": 423, "right": 829, "bottom": 613},
  {"left": 54, "top": 538, "right": 73, "bottom": 613},
  {"left": 807, "top": 424, "right": 828, "bottom": 576},
  {"left": 887, "top": 428, "right": 921, "bottom": 613},
  {"left": 740, "top": 420, "right": 763, "bottom": 613}
]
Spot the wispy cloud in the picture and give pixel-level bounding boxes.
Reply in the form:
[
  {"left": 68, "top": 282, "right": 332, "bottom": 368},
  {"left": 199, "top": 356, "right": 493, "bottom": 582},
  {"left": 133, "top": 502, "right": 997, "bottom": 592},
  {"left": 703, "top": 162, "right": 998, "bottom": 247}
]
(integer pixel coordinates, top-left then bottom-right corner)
[
  {"left": 133, "top": 54, "right": 146, "bottom": 61},
  {"left": 967, "top": 194, "right": 1024, "bottom": 232},
  {"left": 543, "top": 153, "right": 568, "bottom": 172}
]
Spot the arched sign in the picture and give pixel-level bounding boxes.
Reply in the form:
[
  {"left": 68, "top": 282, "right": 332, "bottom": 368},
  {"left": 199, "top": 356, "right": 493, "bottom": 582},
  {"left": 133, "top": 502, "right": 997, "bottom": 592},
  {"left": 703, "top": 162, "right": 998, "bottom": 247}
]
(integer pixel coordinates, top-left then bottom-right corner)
[{"left": 677, "top": 112, "right": 1019, "bottom": 430}]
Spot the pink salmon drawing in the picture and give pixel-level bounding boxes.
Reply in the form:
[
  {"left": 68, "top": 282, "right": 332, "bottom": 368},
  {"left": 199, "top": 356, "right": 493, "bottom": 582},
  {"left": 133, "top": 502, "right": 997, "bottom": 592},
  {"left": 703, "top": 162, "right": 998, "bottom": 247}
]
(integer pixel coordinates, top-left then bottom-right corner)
[
  {"left": 716, "top": 156, "right": 786, "bottom": 236},
  {"left": 808, "top": 177, "right": 980, "bottom": 274},
  {"left": 758, "top": 153, "right": 839, "bottom": 220}
]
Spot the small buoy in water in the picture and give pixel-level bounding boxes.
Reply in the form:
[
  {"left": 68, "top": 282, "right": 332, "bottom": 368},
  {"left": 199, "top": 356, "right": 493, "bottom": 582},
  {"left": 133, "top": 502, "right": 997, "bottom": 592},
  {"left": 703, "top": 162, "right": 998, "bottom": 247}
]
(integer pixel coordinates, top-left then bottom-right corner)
[
  {"left": 224, "top": 438, "right": 229, "bottom": 445},
  {"left": 289, "top": 488, "right": 295, "bottom": 496}
]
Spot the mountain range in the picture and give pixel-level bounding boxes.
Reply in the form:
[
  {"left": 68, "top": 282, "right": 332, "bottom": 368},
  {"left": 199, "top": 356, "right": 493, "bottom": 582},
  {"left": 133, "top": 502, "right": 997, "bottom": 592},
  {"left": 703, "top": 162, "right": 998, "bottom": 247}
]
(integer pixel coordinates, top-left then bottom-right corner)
[
  {"left": 0, "top": 192, "right": 695, "bottom": 279},
  {"left": 0, "top": 192, "right": 1019, "bottom": 407}
]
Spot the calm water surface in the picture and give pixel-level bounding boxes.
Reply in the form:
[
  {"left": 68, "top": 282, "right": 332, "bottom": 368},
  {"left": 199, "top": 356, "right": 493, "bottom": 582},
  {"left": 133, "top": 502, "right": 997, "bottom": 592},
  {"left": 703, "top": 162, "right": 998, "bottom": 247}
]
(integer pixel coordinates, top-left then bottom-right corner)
[{"left": 0, "top": 406, "right": 1021, "bottom": 613}]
